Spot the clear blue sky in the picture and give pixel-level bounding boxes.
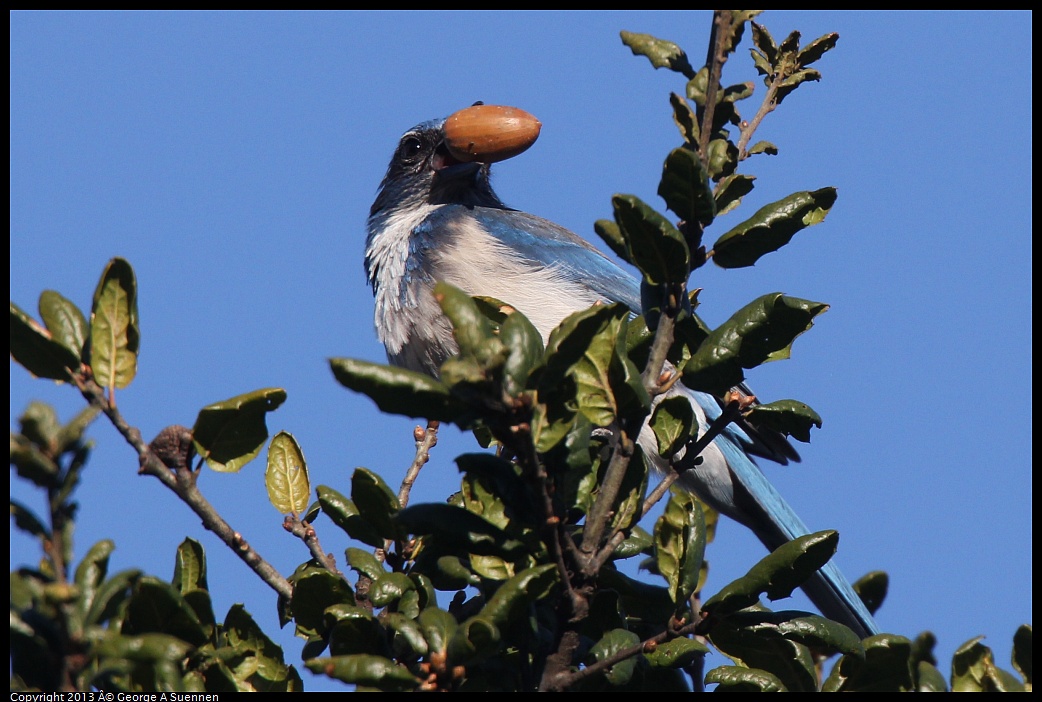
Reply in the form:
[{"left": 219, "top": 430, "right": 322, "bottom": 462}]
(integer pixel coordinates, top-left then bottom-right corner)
[{"left": 10, "top": 10, "right": 1032, "bottom": 691}]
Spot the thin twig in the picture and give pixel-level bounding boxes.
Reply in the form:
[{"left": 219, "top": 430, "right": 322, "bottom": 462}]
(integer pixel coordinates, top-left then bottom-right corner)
[
  {"left": 71, "top": 371, "right": 294, "bottom": 600},
  {"left": 399, "top": 420, "right": 439, "bottom": 509}
]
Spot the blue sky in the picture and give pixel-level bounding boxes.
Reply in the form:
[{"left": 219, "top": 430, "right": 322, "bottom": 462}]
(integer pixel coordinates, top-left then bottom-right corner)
[{"left": 10, "top": 11, "right": 1031, "bottom": 691}]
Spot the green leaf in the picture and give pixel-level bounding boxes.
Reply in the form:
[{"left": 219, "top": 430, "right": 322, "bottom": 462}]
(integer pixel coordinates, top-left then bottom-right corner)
[
  {"left": 540, "top": 302, "right": 649, "bottom": 428},
  {"left": 500, "top": 306, "right": 544, "bottom": 397},
  {"left": 619, "top": 31, "right": 696, "bottom": 78},
  {"left": 74, "top": 539, "right": 114, "bottom": 620},
  {"left": 1012, "top": 624, "right": 1032, "bottom": 686},
  {"left": 744, "top": 400, "right": 822, "bottom": 443},
  {"left": 172, "top": 538, "right": 215, "bottom": 632},
  {"left": 352, "top": 467, "right": 401, "bottom": 542},
  {"left": 746, "top": 140, "right": 778, "bottom": 156},
  {"left": 290, "top": 569, "right": 355, "bottom": 639},
  {"left": 853, "top": 570, "right": 889, "bottom": 615},
  {"left": 711, "top": 188, "right": 837, "bottom": 268},
  {"left": 658, "top": 147, "right": 716, "bottom": 227},
  {"left": 330, "top": 357, "right": 469, "bottom": 424},
  {"left": 265, "top": 431, "right": 310, "bottom": 516},
  {"left": 306, "top": 655, "right": 420, "bottom": 691},
  {"left": 706, "top": 665, "right": 787, "bottom": 692},
  {"left": 10, "top": 432, "right": 60, "bottom": 486},
  {"left": 89, "top": 257, "right": 140, "bottom": 391},
  {"left": 822, "top": 633, "right": 916, "bottom": 692},
  {"left": 344, "top": 547, "right": 387, "bottom": 582},
  {"left": 649, "top": 395, "right": 695, "bottom": 458},
  {"left": 94, "top": 631, "right": 194, "bottom": 663},
  {"left": 683, "top": 293, "right": 828, "bottom": 395},
  {"left": 593, "top": 219, "right": 633, "bottom": 266},
  {"left": 950, "top": 636, "right": 1024, "bottom": 692},
  {"left": 10, "top": 301, "right": 81, "bottom": 381},
  {"left": 84, "top": 568, "right": 142, "bottom": 627},
  {"left": 369, "top": 572, "right": 416, "bottom": 608},
  {"left": 798, "top": 32, "right": 840, "bottom": 66},
  {"left": 317, "top": 485, "right": 384, "bottom": 548},
  {"left": 714, "top": 174, "right": 756, "bottom": 217},
  {"left": 722, "top": 609, "right": 865, "bottom": 658},
  {"left": 654, "top": 489, "right": 706, "bottom": 607},
  {"left": 436, "top": 282, "right": 492, "bottom": 354},
  {"left": 122, "top": 575, "right": 209, "bottom": 647},
  {"left": 39, "top": 290, "right": 88, "bottom": 358},
  {"left": 669, "top": 92, "right": 699, "bottom": 147},
  {"left": 703, "top": 531, "right": 839, "bottom": 616},
  {"left": 192, "top": 388, "right": 286, "bottom": 472},
  {"left": 475, "top": 563, "right": 557, "bottom": 630},
  {"left": 612, "top": 194, "right": 689, "bottom": 285},
  {"left": 10, "top": 500, "right": 49, "bottom": 539},
  {"left": 395, "top": 503, "right": 527, "bottom": 559},
  {"left": 706, "top": 614, "right": 819, "bottom": 692},
  {"left": 644, "top": 636, "right": 710, "bottom": 668},
  {"left": 586, "top": 628, "right": 640, "bottom": 686},
  {"left": 384, "top": 612, "right": 429, "bottom": 657}
]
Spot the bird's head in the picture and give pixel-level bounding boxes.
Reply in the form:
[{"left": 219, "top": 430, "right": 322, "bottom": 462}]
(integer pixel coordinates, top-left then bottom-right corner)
[
  {"left": 369, "top": 104, "right": 542, "bottom": 218},
  {"left": 369, "top": 117, "right": 501, "bottom": 218}
]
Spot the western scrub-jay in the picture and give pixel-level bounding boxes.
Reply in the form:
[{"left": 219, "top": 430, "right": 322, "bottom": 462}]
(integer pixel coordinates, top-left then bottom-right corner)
[{"left": 364, "top": 111, "right": 879, "bottom": 639}]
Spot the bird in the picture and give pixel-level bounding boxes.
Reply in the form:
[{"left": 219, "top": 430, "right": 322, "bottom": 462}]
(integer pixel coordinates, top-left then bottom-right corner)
[{"left": 364, "top": 109, "right": 879, "bottom": 639}]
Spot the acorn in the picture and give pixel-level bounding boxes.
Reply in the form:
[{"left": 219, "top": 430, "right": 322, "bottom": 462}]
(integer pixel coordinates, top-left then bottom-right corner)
[{"left": 444, "top": 104, "right": 542, "bottom": 164}]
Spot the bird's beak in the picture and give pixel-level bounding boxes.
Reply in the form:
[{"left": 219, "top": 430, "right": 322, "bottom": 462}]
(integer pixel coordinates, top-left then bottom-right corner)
[{"left": 432, "top": 140, "right": 483, "bottom": 178}]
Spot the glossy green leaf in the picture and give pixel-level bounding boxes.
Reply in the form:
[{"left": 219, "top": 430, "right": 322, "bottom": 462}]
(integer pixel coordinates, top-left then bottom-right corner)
[
  {"left": 344, "top": 547, "right": 386, "bottom": 582},
  {"left": 84, "top": 568, "right": 141, "bottom": 628},
  {"left": 1012, "top": 624, "right": 1032, "bottom": 685},
  {"left": 395, "top": 503, "right": 527, "bottom": 559},
  {"left": 703, "top": 531, "right": 839, "bottom": 616},
  {"left": 707, "top": 615, "right": 818, "bottom": 692},
  {"left": 745, "top": 400, "right": 822, "bottom": 443},
  {"left": 265, "top": 431, "right": 310, "bottom": 516},
  {"left": 917, "top": 660, "right": 949, "bottom": 691},
  {"left": 10, "top": 301, "right": 81, "bottom": 381},
  {"left": 798, "top": 32, "right": 840, "bottom": 66},
  {"left": 593, "top": 219, "right": 633, "bottom": 266},
  {"left": 39, "top": 289, "right": 88, "bottom": 358},
  {"left": 172, "top": 538, "right": 215, "bottom": 632},
  {"left": 89, "top": 257, "right": 139, "bottom": 391},
  {"left": 706, "top": 665, "right": 788, "bottom": 692},
  {"left": 950, "top": 636, "right": 1024, "bottom": 692},
  {"left": 384, "top": 612, "right": 429, "bottom": 657},
  {"left": 290, "top": 569, "right": 355, "bottom": 639},
  {"left": 683, "top": 293, "right": 828, "bottom": 395},
  {"left": 608, "top": 445, "right": 649, "bottom": 533},
  {"left": 351, "top": 467, "right": 400, "bottom": 542},
  {"left": 9, "top": 500, "right": 48, "bottom": 539},
  {"left": 122, "top": 576, "right": 209, "bottom": 647},
  {"left": 430, "top": 555, "right": 480, "bottom": 590},
  {"left": 418, "top": 606, "right": 458, "bottom": 655},
  {"left": 586, "top": 628, "right": 640, "bottom": 686},
  {"left": 369, "top": 572, "right": 416, "bottom": 608},
  {"left": 747, "top": 140, "right": 778, "bottom": 156},
  {"left": 644, "top": 636, "right": 710, "bottom": 668},
  {"left": 669, "top": 92, "right": 699, "bottom": 147},
  {"left": 330, "top": 357, "right": 468, "bottom": 423},
  {"left": 447, "top": 616, "right": 499, "bottom": 665},
  {"left": 306, "top": 654, "right": 420, "bottom": 691},
  {"left": 711, "top": 188, "right": 837, "bottom": 268},
  {"left": 658, "top": 147, "right": 716, "bottom": 227},
  {"left": 724, "top": 609, "right": 864, "bottom": 658},
  {"left": 223, "top": 603, "right": 299, "bottom": 690},
  {"left": 650, "top": 395, "right": 695, "bottom": 458},
  {"left": 316, "top": 485, "right": 384, "bottom": 548},
  {"left": 476, "top": 563, "right": 557, "bottom": 630},
  {"left": 326, "top": 606, "right": 388, "bottom": 657},
  {"left": 612, "top": 194, "right": 689, "bottom": 285},
  {"left": 541, "top": 302, "right": 649, "bottom": 428},
  {"left": 435, "top": 282, "right": 491, "bottom": 353},
  {"left": 74, "top": 539, "right": 114, "bottom": 619},
  {"left": 620, "top": 31, "right": 696, "bottom": 78},
  {"left": 192, "top": 388, "right": 286, "bottom": 472},
  {"left": 654, "top": 489, "right": 706, "bottom": 607},
  {"left": 500, "top": 304, "right": 544, "bottom": 396},
  {"left": 94, "top": 631, "right": 194, "bottom": 663},
  {"left": 714, "top": 174, "right": 756, "bottom": 216},
  {"left": 853, "top": 570, "right": 889, "bottom": 615},
  {"left": 776, "top": 68, "right": 823, "bottom": 105},
  {"left": 822, "top": 633, "right": 915, "bottom": 692}
]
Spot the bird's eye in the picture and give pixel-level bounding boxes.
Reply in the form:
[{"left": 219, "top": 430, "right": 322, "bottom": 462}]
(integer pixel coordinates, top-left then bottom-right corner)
[{"left": 398, "top": 135, "right": 424, "bottom": 164}]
